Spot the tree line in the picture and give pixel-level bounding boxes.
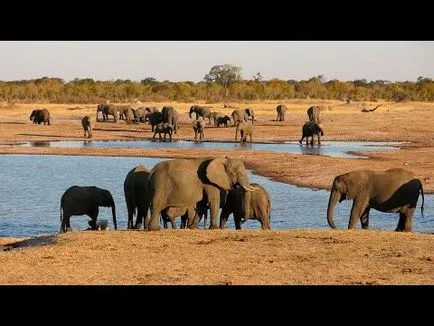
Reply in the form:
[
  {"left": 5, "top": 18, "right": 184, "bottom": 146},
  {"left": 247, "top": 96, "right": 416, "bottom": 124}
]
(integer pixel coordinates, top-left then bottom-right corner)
[{"left": 0, "top": 65, "right": 432, "bottom": 104}]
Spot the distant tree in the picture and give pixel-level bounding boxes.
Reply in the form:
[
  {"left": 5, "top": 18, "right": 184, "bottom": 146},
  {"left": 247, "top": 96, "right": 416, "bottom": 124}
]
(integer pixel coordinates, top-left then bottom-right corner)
[
  {"left": 140, "top": 77, "right": 158, "bottom": 85},
  {"left": 204, "top": 64, "right": 242, "bottom": 98}
]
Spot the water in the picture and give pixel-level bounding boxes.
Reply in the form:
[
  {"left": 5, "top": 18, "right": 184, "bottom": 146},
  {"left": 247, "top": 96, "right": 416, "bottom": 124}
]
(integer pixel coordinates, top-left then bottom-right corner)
[
  {"left": 0, "top": 154, "right": 432, "bottom": 237},
  {"left": 21, "top": 140, "right": 403, "bottom": 159}
]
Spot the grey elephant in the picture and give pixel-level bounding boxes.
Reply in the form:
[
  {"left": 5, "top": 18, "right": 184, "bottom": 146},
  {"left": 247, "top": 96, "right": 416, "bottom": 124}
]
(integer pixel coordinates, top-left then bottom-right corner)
[
  {"left": 81, "top": 116, "right": 92, "bottom": 138},
  {"left": 162, "top": 106, "right": 180, "bottom": 134},
  {"left": 147, "top": 157, "right": 256, "bottom": 230},
  {"left": 133, "top": 107, "right": 146, "bottom": 123},
  {"left": 220, "top": 183, "right": 271, "bottom": 230},
  {"left": 60, "top": 186, "right": 117, "bottom": 233},
  {"left": 235, "top": 121, "right": 253, "bottom": 143},
  {"left": 189, "top": 105, "right": 212, "bottom": 124},
  {"left": 231, "top": 108, "right": 255, "bottom": 126},
  {"left": 216, "top": 115, "right": 231, "bottom": 127},
  {"left": 124, "top": 165, "right": 150, "bottom": 229},
  {"left": 192, "top": 117, "right": 205, "bottom": 141},
  {"left": 153, "top": 122, "right": 173, "bottom": 141},
  {"left": 276, "top": 104, "right": 287, "bottom": 122},
  {"left": 30, "top": 109, "right": 51, "bottom": 125},
  {"left": 299, "top": 121, "right": 324, "bottom": 146},
  {"left": 327, "top": 168, "right": 425, "bottom": 232},
  {"left": 119, "top": 106, "right": 135, "bottom": 124},
  {"left": 96, "top": 104, "right": 118, "bottom": 122},
  {"left": 307, "top": 106, "right": 321, "bottom": 123}
]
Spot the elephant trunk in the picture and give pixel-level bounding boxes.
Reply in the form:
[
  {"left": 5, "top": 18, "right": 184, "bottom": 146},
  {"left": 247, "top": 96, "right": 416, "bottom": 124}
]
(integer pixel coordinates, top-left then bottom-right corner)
[
  {"left": 111, "top": 205, "right": 117, "bottom": 230},
  {"left": 327, "top": 190, "right": 340, "bottom": 229},
  {"left": 243, "top": 188, "right": 251, "bottom": 222},
  {"left": 189, "top": 108, "right": 193, "bottom": 119}
]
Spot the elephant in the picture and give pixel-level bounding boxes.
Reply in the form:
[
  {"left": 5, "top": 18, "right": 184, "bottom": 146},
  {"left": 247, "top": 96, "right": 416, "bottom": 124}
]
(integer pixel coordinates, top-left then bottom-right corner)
[
  {"left": 307, "top": 105, "right": 321, "bottom": 123},
  {"left": 216, "top": 115, "right": 231, "bottom": 128},
  {"left": 153, "top": 122, "right": 173, "bottom": 141},
  {"left": 124, "top": 165, "right": 150, "bottom": 229},
  {"left": 299, "top": 121, "right": 324, "bottom": 146},
  {"left": 132, "top": 107, "right": 146, "bottom": 123},
  {"left": 30, "top": 109, "right": 51, "bottom": 125},
  {"left": 60, "top": 186, "right": 117, "bottom": 233},
  {"left": 327, "top": 168, "right": 425, "bottom": 232},
  {"left": 276, "top": 104, "right": 287, "bottom": 121},
  {"left": 96, "top": 104, "right": 118, "bottom": 122},
  {"left": 146, "top": 111, "right": 163, "bottom": 132},
  {"left": 119, "top": 106, "right": 135, "bottom": 124},
  {"left": 235, "top": 121, "right": 253, "bottom": 143},
  {"left": 147, "top": 157, "right": 256, "bottom": 230},
  {"left": 231, "top": 108, "right": 255, "bottom": 126},
  {"left": 81, "top": 116, "right": 92, "bottom": 139},
  {"left": 162, "top": 106, "right": 180, "bottom": 134},
  {"left": 220, "top": 183, "right": 271, "bottom": 230},
  {"left": 192, "top": 117, "right": 205, "bottom": 141},
  {"left": 189, "top": 105, "right": 212, "bottom": 124}
]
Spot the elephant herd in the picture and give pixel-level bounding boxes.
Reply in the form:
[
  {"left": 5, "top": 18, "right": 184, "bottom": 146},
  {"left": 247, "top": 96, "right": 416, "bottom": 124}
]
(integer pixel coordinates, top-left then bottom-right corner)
[{"left": 59, "top": 157, "right": 272, "bottom": 233}]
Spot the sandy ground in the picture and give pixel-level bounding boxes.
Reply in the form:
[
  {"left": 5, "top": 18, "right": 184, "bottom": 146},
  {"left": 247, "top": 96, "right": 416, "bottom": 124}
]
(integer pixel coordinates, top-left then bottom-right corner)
[{"left": 0, "top": 100, "right": 433, "bottom": 285}]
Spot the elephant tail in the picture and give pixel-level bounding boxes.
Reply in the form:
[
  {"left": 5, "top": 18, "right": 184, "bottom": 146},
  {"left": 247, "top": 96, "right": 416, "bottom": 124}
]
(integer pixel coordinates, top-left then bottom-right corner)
[
  {"left": 60, "top": 201, "right": 63, "bottom": 223},
  {"left": 420, "top": 180, "right": 424, "bottom": 218}
]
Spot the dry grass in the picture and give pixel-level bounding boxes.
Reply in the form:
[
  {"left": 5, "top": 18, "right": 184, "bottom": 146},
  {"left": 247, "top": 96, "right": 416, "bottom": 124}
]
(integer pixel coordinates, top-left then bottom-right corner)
[{"left": 0, "top": 100, "right": 433, "bottom": 285}]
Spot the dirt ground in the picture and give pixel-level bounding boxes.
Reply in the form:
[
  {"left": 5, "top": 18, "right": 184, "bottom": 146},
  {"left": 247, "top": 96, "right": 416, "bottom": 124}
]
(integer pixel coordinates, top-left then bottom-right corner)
[{"left": 0, "top": 99, "right": 433, "bottom": 285}]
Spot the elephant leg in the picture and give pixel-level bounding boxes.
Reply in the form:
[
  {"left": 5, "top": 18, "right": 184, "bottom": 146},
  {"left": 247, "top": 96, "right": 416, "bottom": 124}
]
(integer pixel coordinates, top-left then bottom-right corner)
[
  {"left": 219, "top": 206, "right": 231, "bottom": 229},
  {"left": 317, "top": 135, "right": 321, "bottom": 145},
  {"left": 234, "top": 213, "right": 242, "bottom": 230},
  {"left": 348, "top": 197, "right": 369, "bottom": 229},
  {"left": 208, "top": 195, "right": 220, "bottom": 229},
  {"left": 88, "top": 209, "right": 99, "bottom": 230},
  {"left": 396, "top": 207, "right": 414, "bottom": 232},
  {"left": 360, "top": 206, "right": 370, "bottom": 229},
  {"left": 60, "top": 214, "right": 70, "bottom": 233}
]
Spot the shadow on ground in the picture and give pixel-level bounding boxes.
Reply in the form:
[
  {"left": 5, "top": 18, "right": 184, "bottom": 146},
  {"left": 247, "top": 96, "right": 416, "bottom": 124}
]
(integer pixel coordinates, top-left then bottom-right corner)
[{"left": 1, "top": 234, "right": 58, "bottom": 251}]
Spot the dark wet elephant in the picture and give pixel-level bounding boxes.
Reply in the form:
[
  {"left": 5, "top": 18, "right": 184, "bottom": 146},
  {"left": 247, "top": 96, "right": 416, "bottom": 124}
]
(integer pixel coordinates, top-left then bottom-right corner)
[
  {"left": 307, "top": 106, "right": 321, "bottom": 123},
  {"left": 146, "top": 111, "right": 163, "bottom": 132},
  {"left": 124, "top": 165, "right": 151, "bottom": 229},
  {"left": 147, "top": 157, "right": 256, "bottom": 230},
  {"left": 276, "top": 104, "right": 287, "bottom": 121},
  {"left": 189, "top": 105, "right": 212, "bottom": 124},
  {"left": 81, "top": 116, "right": 92, "bottom": 138},
  {"left": 216, "top": 115, "right": 231, "bottom": 127},
  {"left": 220, "top": 183, "right": 271, "bottom": 230},
  {"left": 327, "top": 168, "right": 424, "bottom": 232},
  {"left": 192, "top": 118, "right": 205, "bottom": 141},
  {"left": 96, "top": 104, "right": 118, "bottom": 122},
  {"left": 60, "top": 186, "right": 117, "bottom": 233},
  {"left": 162, "top": 106, "right": 180, "bottom": 134},
  {"left": 30, "top": 109, "right": 51, "bottom": 125},
  {"left": 299, "top": 121, "right": 324, "bottom": 146},
  {"left": 235, "top": 121, "right": 253, "bottom": 143}
]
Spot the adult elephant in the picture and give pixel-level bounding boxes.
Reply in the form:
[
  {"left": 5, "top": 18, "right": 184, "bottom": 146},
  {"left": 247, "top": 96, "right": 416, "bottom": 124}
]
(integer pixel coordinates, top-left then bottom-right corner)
[
  {"left": 96, "top": 104, "right": 118, "bottom": 122},
  {"left": 307, "top": 106, "right": 321, "bottom": 123},
  {"left": 162, "top": 106, "right": 180, "bottom": 134},
  {"left": 231, "top": 108, "right": 255, "bottom": 126},
  {"left": 81, "top": 116, "right": 92, "bottom": 138},
  {"left": 146, "top": 111, "right": 163, "bottom": 132},
  {"left": 60, "top": 186, "right": 117, "bottom": 233},
  {"left": 30, "top": 109, "right": 51, "bottom": 125},
  {"left": 299, "top": 121, "right": 324, "bottom": 146},
  {"left": 192, "top": 117, "right": 205, "bottom": 141},
  {"left": 235, "top": 121, "right": 253, "bottom": 143},
  {"left": 189, "top": 105, "right": 212, "bottom": 124},
  {"left": 220, "top": 183, "right": 271, "bottom": 230},
  {"left": 276, "top": 104, "right": 287, "bottom": 122},
  {"left": 147, "top": 157, "right": 256, "bottom": 230},
  {"left": 327, "top": 168, "right": 425, "bottom": 232},
  {"left": 124, "top": 165, "right": 151, "bottom": 229}
]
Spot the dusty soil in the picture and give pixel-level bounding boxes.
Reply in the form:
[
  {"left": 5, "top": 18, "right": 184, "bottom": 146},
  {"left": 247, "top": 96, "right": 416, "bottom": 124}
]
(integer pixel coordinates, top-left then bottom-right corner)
[{"left": 0, "top": 99, "right": 433, "bottom": 285}]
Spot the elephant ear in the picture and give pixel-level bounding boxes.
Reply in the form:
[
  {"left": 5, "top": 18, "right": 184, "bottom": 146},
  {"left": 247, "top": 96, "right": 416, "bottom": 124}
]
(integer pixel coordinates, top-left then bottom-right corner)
[{"left": 206, "top": 157, "right": 231, "bottom": 190}]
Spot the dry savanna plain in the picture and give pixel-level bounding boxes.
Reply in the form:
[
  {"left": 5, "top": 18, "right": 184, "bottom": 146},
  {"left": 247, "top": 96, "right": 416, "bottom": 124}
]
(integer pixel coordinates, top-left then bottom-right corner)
[{"left": 0, "top": 99, "right": 433, "bottom": 285}]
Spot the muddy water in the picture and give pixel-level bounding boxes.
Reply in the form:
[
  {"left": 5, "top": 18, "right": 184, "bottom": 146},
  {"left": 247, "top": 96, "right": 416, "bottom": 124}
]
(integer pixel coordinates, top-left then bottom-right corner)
[
  {"left": 21, "top": 140, "right": 403, "bottom": 158},
  {"left": 0, "top": 154, "right": 431, "bottom": 237}
]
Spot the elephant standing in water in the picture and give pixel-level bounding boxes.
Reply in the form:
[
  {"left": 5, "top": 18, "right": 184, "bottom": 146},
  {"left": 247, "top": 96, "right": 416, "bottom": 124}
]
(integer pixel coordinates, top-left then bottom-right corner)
[
  {"left": 147, "top": 157, "right": 256, "bottom": 230},
  {"left": 153, "top": 122, "right": 173, "bottom": 141},
  {"left": 327, "top": 168, "right": 424, "bottom": 232},
  {"left": 299, "top": 121, "right": 324, "bottom": 146},
  {"left": 307, "top": 106, "right": 321, "bottom": 123},
  {"left": 189, "top": 105, "right": 212, "bottom": 124},
  {"left": 30, "top": 109, "right": 51, "bottom": 125},
  {"left": 60, "top": 186, "right": 117, "bottom": 233},
  {"left": 124, "top": 165, "right": 151, "bottom": 229},
  {"left": 81, "top": 116, "right": 92, "bottom": 138},
  {"left": 192, "top": 117, "right": 205, "bottom": 141},
  {"left": 276, "top": 104, "right": 287, "bottom": 121},
  {"left": 162, "top": 106, "right": 180, "bottom": 134},
  {"left": 235, "top": 121, "right": 253, "bottom": 143},
  {"left": 220, "top": 183, "right": 271, "bottom": 230}
]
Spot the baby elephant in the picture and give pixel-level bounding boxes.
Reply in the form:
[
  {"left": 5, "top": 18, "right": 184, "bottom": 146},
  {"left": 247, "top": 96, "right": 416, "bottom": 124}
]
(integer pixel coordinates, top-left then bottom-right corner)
[
  {"left": 81, "top": 116, "right": 92, "bottom": 138},
  {"left": 153, "top": 122, "right": 173, "bottom": 141},
  {"left": 299, "top": 121, "right": 324, "bottom": 146},
  {"left": 220, "top": 183, "right": 271, "bottom": 230},
  {"left": 235, "top": 121, "right": 253, "bottom": 143},
  {"left": 192, "top": 117, "right": 205, "bottom": 141},
  {"left": 216, "top": 115, "right": 231, "bottom": 128}
]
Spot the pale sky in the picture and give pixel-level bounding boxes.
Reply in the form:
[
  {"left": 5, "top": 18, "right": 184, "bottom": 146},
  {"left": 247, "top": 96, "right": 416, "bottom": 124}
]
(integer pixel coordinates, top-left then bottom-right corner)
[{"left": 0, "top": 41, "right": 432, "bottom": 83}]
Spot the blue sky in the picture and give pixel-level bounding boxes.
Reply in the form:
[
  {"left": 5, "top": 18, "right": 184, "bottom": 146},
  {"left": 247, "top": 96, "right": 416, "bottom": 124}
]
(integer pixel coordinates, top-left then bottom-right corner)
[{"left": 0, "top": 41, "right": 432, "bottom": 82}]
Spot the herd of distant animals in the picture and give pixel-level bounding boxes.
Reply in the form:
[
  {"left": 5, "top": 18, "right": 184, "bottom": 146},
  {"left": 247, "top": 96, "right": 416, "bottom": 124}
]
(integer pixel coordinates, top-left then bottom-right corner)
[
  {"left": 29, "top": 104, "right": 324, "bottom": 145},
  {"left": 28, "top": 103, "right": 425, "bottom": 233}
]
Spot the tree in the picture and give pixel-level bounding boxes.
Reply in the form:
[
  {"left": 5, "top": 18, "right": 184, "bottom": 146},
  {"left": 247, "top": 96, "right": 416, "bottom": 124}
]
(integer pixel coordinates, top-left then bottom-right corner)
[
  {"left": 140, "top": 77, "right": 158, "bottom": 85},
  {"left": 204, "top": 64, "right": 242, "bottom": 98}
]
